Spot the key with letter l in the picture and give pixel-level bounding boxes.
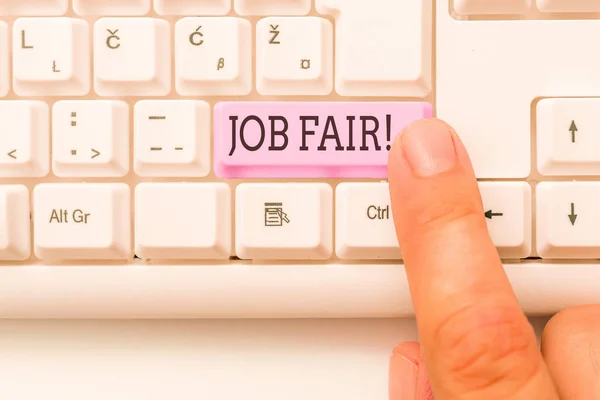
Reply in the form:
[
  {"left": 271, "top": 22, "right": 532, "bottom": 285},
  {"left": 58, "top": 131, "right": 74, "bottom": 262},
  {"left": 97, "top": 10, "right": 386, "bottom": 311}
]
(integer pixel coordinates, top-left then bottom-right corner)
[
  {"left": 214, "top": 101, "right": 432, "bottom": 178},
  {"left": 13, "top": 18, "right": 90, "bottom": 96}
]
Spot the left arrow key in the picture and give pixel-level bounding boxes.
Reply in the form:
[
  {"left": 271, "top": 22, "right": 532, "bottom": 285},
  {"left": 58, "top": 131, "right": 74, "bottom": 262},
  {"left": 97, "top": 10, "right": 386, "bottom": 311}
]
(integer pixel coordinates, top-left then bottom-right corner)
[{"left": 7, "top": 149, "right": 16, "bottom": 159}]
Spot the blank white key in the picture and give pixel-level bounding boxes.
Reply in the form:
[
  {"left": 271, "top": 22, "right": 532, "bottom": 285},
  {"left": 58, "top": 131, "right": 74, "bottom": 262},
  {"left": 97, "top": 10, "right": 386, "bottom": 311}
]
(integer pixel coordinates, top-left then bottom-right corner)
[
  {"left": 135, "top": 183, "right": 231, "bottom": 260},
  {"left": 0, "top": 101, "right": 49, "bottom": 177},
  {"left": 52, "top": 101, "right": 129, "bottom": 177},
  {"left": 0, "top": 185, "right": 31, "bottom": 261},
  {"left": 236, "top": 183, "right": 333, "bottom": 260},
  {"left": 33, "top": 183, "right": 131, "bottom": 261},
  {"left": 335, "top": 183, "right": 401, "bottom": 260},
  {"left": 94, "top": 18, "right": 171, "bottom": 96},
  {"left": 0, "top": 22, "right": 7, "bottom": 97},
  {"left": 536, "top": 0, "right": 600, "bottom": 12},
  {"left": 175, "top": 17, "right": 252, "bottom": 96},
  {"left": 537, "top": 98, "right": 600, "bottom": 176},
  {"left": 479, "top": 182, "right": 532, "bottom": 259},
  {"left": 134, "top": 100, "right": 211, "bottom": 177},
  {"left": 316, "top": 0, "right": 431, "bottom": 97},
  {"left": 156, "top": 0, "right": 231, "bottom": 15},
  {"left": 454, "top": 0, "right": 531, "bottom": 14},
  {"left": 256, "top": 17, "right": 333, "bottom": 95},
  {"left": 74, "top": 0, "right": 150, "bottom": 15},
  {"left": 234, "top": 0, "right": 310, "bottom": 15},
  {"left": 13, "top": 18, "right": 90, "bottom": 96},
  {"left": 536, "top": 182, "right": 600, "bottom": 259},
  {"left": 0, "top": 0, "right": 68, "bottom": 16}
]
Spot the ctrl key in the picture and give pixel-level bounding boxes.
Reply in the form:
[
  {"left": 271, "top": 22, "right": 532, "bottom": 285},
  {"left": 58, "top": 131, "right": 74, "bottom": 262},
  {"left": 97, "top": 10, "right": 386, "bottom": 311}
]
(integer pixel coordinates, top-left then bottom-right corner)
[{"left": 33, "top": 183, "right": 131, "bottom": 261}]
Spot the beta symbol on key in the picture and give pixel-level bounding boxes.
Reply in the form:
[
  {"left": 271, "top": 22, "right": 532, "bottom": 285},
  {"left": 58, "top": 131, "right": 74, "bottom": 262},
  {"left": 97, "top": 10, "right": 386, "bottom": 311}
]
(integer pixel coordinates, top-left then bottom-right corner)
[
  {"left": 569, "top": 120, "right": 578, "bottom": 143},
  {"left": 485, "top": 209, "right": 503, "bottom": 219},
  {"left": 569, "top": 202, "right": 578, "bottom": 226}
]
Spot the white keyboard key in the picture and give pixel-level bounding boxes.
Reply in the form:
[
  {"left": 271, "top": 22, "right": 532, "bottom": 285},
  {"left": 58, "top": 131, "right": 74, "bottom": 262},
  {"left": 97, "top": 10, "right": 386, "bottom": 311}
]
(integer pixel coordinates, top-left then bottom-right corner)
[
  {"left": 316, "top": 0, "right": 431, "bottom": 97},
  {"left": 236, "top": 183, "right": 333, "bottom": 260},
  {"left": 52, "top": 101, "right": 129, "bottom": 177},
  {"left": 0, "top": 22, "right": 7, "bottom": 97},
  {"left": 234, "top": 0, "right": 310, "bottom": 15},
  {"left": 0, "top": 101, "right": 49, "bottom": 177},
  {"left": 454, "top": 0, "right": 531, "bottom": 15},
  {"left": 33, "top": 183, "right": 131, "bottom": 261},
  {"left": 479, "top": 182, "right": 532, "bottom": 259},
  {"left": 335, "top": 183, "right": 401, "bottom": 260},
  {"left": 156, "top": 0, "right": 231, "bottom": 15},
  {"left": 94, "top": 18, "right": 171, "bottom": 96},
  {"left": 537, "top": 98, "right": 600, "bottom": 176},
  {"left": 537, "top": 0, "right": 600, "bottom": 13},
  {"left": 134, "top": 100, "right": 210, "bottom": 177},
  {"left": 256, "top": 17, "right": 333, "bottom": 95},
  {"left": 0, "top": 0, "right": 68, "bottom": 16},
  {"left": 135, "top": 183, "right": 231, "bottom": 260},
  {"left": 74, "top": 0, "right": 150, "bottom": 15},
  {"left": 175, "top": 17, "right": 252, "bottom": 96},
  {"left": 536, "top": 182, "right": 600, "bottom": 259},
  {"left": 0, "top": 185, "right": 31, "bottom": 261},
  {"left": 13, "top": 18, "right": 90, "bottom": 96}
]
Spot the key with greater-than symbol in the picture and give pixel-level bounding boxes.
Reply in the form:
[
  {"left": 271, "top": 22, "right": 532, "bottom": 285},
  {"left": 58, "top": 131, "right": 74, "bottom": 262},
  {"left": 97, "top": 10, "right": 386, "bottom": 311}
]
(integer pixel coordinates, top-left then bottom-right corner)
[{"left": 52, "top": 100, "right": 129, "bottom": 177}]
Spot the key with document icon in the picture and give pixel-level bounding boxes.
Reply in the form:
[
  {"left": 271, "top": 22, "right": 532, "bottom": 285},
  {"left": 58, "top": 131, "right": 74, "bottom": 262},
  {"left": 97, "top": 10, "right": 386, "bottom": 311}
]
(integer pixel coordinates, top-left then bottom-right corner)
[
  {"left": 264, "top": 202, "right": 290, "bottom": 227},
  {"left": 236, "top": 183, "right": 332, "bottom": 260}
]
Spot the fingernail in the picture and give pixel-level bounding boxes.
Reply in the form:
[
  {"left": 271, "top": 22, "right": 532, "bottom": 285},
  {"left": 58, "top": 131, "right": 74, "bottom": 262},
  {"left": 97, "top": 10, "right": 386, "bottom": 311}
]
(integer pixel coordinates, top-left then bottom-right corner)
[
  {"left": 401, "top": 119, "right": 457, "bottom": 177},
  {"left": 389, "top": 355, "right": 418, "bottom": 400}
]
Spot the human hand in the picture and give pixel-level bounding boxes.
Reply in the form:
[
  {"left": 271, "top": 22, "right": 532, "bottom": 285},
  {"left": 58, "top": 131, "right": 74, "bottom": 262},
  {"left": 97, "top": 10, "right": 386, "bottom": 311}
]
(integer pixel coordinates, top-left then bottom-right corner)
[{"left": 387, "top": 118, "right": 600, "bottom": 399}]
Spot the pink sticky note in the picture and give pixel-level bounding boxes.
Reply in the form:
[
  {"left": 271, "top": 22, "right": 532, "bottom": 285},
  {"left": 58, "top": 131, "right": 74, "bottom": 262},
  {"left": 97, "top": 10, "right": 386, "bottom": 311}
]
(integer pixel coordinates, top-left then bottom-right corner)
[{"left": 214, "top": 102, "right": 433, "bottom": 178}]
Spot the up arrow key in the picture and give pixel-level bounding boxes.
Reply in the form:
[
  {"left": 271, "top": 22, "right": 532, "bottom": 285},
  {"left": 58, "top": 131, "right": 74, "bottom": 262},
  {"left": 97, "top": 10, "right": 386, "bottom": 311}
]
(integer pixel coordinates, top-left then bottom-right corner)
[{"left": 569, "top": 120, "right": 578, "bottom": 143}]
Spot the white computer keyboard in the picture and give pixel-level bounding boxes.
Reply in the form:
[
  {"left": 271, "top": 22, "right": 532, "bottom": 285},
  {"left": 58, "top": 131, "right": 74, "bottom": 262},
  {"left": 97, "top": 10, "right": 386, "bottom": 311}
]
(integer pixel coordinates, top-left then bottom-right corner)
[{"left": 0, "top": 0, "right": 600, "bottom": 319}]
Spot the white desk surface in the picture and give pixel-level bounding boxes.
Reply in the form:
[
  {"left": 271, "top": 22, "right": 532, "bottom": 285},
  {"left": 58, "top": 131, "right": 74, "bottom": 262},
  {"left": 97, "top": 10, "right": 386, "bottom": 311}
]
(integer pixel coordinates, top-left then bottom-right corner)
[{"left": 0, "top": 318, "right": 551, "bottom": 400}]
